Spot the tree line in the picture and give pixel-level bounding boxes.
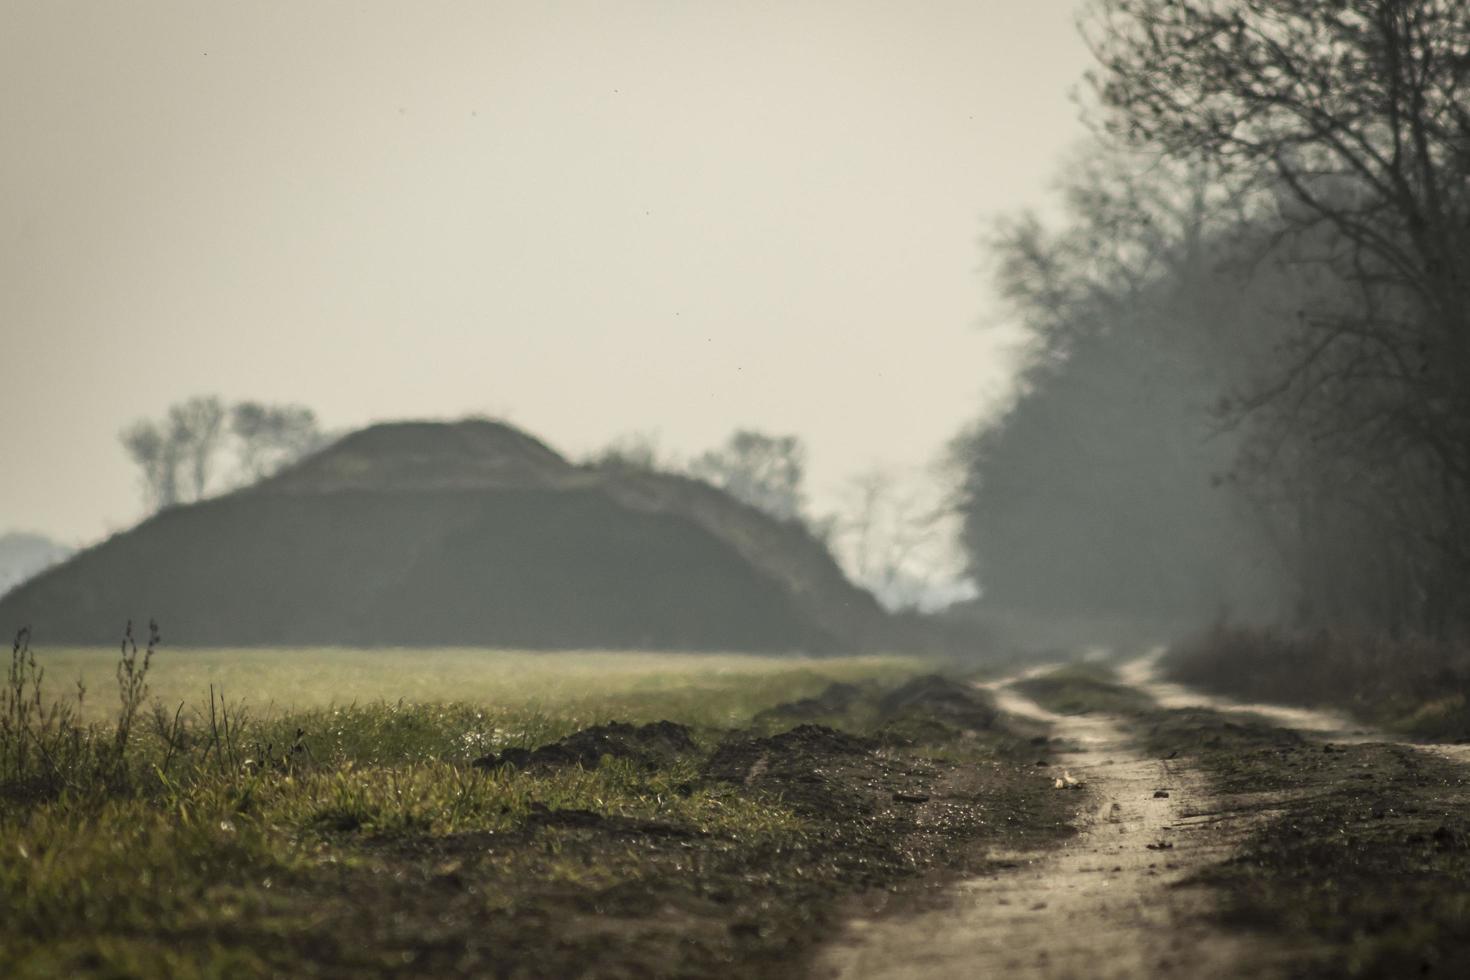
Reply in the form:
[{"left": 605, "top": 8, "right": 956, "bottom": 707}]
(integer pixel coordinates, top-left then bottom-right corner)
[
  {"left": 120, "top": 397, "right": 325, "bottom": 511},
  {"left": 119, "top": 407, "right": 962, "bottom": 612},
  {"left": 952, "top": 0, "right": 1470, "bottom": 635},
  {"left": 590, "top": 430, "right": 967, "bottom": 611}
]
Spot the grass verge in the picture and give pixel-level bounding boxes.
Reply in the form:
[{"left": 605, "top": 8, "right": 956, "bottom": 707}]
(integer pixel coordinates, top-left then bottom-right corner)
[
  {"left": 1163, "top": 625, "right": 1470, "bottom": 739},
  {"left": 1, "top": 633, "right": 1073, "bottom": 978},
  {"left": 1136, "top": 701, "right": 1470, "bottom": 977}
]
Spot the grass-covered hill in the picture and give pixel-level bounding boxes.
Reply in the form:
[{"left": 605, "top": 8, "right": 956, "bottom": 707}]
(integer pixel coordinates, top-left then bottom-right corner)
[{"left": 0, "top": 420, "right": 889, "bottom": 651}]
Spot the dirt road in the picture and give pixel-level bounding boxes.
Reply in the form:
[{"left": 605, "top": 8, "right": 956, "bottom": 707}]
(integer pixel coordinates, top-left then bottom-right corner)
[{"left": 813, "top": 663, "right": 1306, "bottom": 979}]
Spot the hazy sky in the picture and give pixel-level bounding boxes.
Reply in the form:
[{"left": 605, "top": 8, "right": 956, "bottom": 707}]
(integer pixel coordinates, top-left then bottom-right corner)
[{"left": 2, "top": 1, "right": 1092, "bottom": 544}]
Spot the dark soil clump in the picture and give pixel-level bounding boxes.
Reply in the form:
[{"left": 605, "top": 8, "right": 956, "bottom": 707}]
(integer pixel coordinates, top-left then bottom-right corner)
[
  {"left": 521, "top": 802, "right": 697, "bottom": 838},
  {"left": 877, "top": 674, "right": 1000, "bottom": 730},
  {"left": 349, "top": 717, "right": 1073, "bottom": 980},
  {"left": 705, "top": 723, "right": 875, "bottom": 780},
  {"left": 753, "top": 681, "right": 865, "bottom": 722},
  {"left": 1143, "top": 702, "right": 1470, "bottom": 977},
  {"left": 472, "top": 720, "right": 696, "bottom": 772},
  {"left": 703, "top": 724, "right": 880, "bottom": 816},
  {"left": 1134, "top": 708, "right": 1308, "bottom": 793},
  {"left": 310, "top": 692, "right": 1077, "bottom": 980}
]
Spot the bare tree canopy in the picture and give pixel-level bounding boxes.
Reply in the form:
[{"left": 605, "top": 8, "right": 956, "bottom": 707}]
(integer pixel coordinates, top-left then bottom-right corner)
[
  {"left": 168, "top": 396, "right": 226, "bottom": 502},
  {"left": 1087, "top": 0, "right": 1470, "bottom": 485},
  {"left": 119, "top": 398, "right": 324, "bottom": 514},
  {"left": 688, "top": 430, "right": 807, "bottom": 524},
  {"left": 952, "top": 140, "right": 1292, "bottom": 627},
  {"left": 583, "top": 431, "right": 666, "bottom": 472},
  {"left": 828, "top": 465, "right": 970, "bottom": 612},
  {"left": 231, "top": 402, "right": 325, "bottom": 481},
  {"left": 968, "top": 0, "right": 1470, "bottom": 632},
  {"left": 119, "top": 419, "right": 180, "bottom": 512}
]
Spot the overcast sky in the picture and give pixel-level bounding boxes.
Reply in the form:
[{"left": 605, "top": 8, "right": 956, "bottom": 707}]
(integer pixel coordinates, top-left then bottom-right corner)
[{"left": 2, "top": 1, "right": 1092, "bottom": 545}]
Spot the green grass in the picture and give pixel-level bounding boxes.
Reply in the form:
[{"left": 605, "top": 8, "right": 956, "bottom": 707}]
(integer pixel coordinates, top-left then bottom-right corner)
[
  {"left": 34, "top": 645, "right": 923, "bottom": 726},
  {"left": 1, "top": 640, "right": 933, "bottom": 977}
]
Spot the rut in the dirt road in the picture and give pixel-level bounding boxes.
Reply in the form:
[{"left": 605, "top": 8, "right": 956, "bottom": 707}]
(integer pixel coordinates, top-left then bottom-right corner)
[{"left": 813, "top": 675, "right": 1296, "bottom": 980}]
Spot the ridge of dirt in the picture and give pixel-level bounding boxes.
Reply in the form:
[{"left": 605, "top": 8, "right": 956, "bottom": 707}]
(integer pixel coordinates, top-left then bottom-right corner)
[
  {"left": 471, "top": 720, "right": 697, "bottom": 772},
  {"left": 754, "top": 682, "right": 867, "bottom": 722},
  {"left": 875, "top": 675, "right": 1002, "bottom": 731},
  {"left": 702, "top": 724, "right": 881, "bottom": 817},
  {"left": 1193, "top": 743, "right": 1470, "bottom": 979},
  {"left": 1122, "top": 653, "right": 1470, "bottom": 977},
  {"left": 276, "top": 685, "right": 1079, "bottom": 979}
]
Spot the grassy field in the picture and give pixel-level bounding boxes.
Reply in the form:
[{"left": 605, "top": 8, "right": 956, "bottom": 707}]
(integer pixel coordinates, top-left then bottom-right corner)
[
  {"left": 33, "top": 644, "right": 926, "bottom": 727},
  {"left": 3, "top": 635, "right": 1073, "bottom": 978}
]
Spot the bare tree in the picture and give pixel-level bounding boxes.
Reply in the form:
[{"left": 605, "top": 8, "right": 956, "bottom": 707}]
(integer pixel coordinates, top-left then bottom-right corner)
[
  {"left": 119, "top": 420, "right": 181, "bottom": 511},
  {"left": 952, "top": 137, "right": 1308, "bottom": 626},
  {"left": 167, "top": 396, "right": 226, "bottom": 501},
  {"left": 829, "top": 466, "right": 966, "bottom": 610},
  {"left": 1087, "top": 0, "right": 1470, "bottom": 627},
  {"left": 584, "top": 431, "right": 665, "bottom": 472},
  {"left": 230, "top": 402, "right": 323, "bottom": 482},
  {"left": 689, "top": 430, "right": 806, "bottom": 523},
  {"left": 121, "top": 397, "right": 324, "bottom": 513}
]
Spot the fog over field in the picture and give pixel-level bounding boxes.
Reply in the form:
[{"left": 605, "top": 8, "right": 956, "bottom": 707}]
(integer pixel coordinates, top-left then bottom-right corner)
[
  {"left": 6, "top": 2, "right": 1470, "bottom": 977},
  {"left": 0, "top": 1, "right": 1089, "bottom": 561}
]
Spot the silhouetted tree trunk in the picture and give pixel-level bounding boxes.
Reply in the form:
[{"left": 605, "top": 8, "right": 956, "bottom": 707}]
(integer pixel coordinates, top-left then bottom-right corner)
[
  {"left": 689, "top": 430, "right": 807, "bottom": 523},
  {"left": 168, "top": 396, "right": 226, "bottom": 501}
]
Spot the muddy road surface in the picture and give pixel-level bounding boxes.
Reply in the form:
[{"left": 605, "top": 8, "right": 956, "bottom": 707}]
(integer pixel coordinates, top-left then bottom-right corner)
[
  {"left": 815, "top": 667, "right": 1300, "bottom": 979},
  {"left": 814, "top": 659, "right": 1470, "bottom": 980}
]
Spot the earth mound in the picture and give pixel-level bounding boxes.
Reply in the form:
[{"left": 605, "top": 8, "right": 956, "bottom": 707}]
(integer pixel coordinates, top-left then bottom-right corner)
[
  {"left": 265, "top": 419, "right": 571, "bottom": 494},
  {"left": 0, "top": 419, "right": 889, "bottom": 650},
  {"left": 876, "top": 674, "right": 1001, "bottom": 730},
  {"left": 753, "top": 681, "right": 866, "bottom": 722},
  {"left": 472, "top": 721, "right": 696, "bottom": 773},
  {"left": 703, "top": 724, "right": 879, "bottom": 815}
]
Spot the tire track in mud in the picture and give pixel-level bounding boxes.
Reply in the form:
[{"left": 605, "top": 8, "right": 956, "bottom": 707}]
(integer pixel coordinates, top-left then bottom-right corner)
[{"left": 812, "top": 669, "right": 1300, "bottom": 980}]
